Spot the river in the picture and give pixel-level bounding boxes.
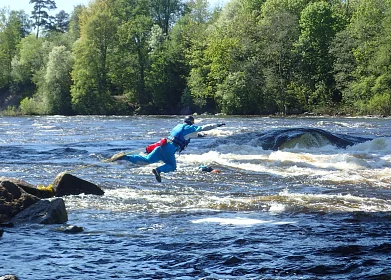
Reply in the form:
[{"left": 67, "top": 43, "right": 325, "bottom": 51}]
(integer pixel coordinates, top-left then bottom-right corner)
[{"left": 1, "top": 115, "right": 391, "bottom": 279}]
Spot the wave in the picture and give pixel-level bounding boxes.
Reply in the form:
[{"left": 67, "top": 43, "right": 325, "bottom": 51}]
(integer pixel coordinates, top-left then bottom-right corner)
[{"left": 210, "top": 128, "right": 373, "bottom": 150}]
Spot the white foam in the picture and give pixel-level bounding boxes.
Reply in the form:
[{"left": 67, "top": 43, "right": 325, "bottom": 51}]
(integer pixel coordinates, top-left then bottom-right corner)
[
  {"left": 277, "top": 189, "right": 391, "bottom": 212},
  {"left": 191, "top": 217, "right": 296, "bottom": 226},
  {"left": 348, "top": 137, "right": 391, "bottom": 153}
]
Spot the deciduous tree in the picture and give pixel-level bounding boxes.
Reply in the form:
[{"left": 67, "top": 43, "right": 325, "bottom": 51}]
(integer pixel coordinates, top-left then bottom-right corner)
[
  {"left": 71, "top": 0, "right": 118, "bottom": 114},
  {"left": 0, "top": 9, "right": 27, "bottom": 89},
  {"left": 39, "top": 45, "right": 73, "bottom": 114},
  {"left": 295, "top": 1, "right": 336, "bottom": 109}
]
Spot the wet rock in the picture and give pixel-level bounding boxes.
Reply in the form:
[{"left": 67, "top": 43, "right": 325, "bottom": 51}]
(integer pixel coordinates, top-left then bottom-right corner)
[
  {"left": 1, "top": 174, "right": 100, "bottom": 225},
  {"left": 223, "top": 256, "right": 243, "bottom": 265},
  {"left": 63, "top": 225, "right": 84, "bottom": 234},
  {"left": 0, "top": 229, "right": 3, "bottom": 237},
  {"left": 0, "top": 179, "right": 40, "bottom": 223},
  {"left": 53, "top": 172, "right": 104, "bottom": 197},
  {"left": 0, "top": 177, "right": 53, "bottom": 199},
  {"left": 11, "top": 198, "right": 68, "bottom": 224},
  {"left": 0, "top": 275, "right": 19, "bottom": 280}
]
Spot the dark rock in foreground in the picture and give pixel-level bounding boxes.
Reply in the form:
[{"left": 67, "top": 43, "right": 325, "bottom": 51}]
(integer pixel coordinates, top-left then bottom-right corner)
[
  {"left": 4, "top": 178, "right": 53, "bottom": 199},
  {"left": 0, "top": 178, "right": 40, "bottom": 223},
  {"left": 53, "top": 172, "right": 104, "bottom": 197},
  {"left": 11, "top": 198, "right": 68, "bottom": 224},
  {"left": 1, "top": 173, "right": 104, "bottom": 224}
]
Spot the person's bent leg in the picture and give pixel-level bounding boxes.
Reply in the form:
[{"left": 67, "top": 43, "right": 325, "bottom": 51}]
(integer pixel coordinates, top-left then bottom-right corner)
[
  {"left": 155, "top": 145, "right": 177, "bottom": 174},
  {"left": 124, "top": 147, "right": 163, "bottom": 165}
]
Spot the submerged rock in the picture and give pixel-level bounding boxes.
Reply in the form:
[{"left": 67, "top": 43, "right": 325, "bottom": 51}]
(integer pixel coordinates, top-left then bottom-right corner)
[
  {"left": 210, "top": 127, "right": 372, "bottom": 151},
  {"left": 53, "top": 172, "right": 104, "bottom": 197},
  {"left": 11, "top": 198, "right": 68, "bottom": 224},
  {"left": 63, "top": 225, "right": 84, "bottom": 234}
]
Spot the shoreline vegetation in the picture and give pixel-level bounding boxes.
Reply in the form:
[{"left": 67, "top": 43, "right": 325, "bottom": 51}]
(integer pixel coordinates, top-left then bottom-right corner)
[{"left": 1, "top": 0, "right": 391, "bottom": 117}]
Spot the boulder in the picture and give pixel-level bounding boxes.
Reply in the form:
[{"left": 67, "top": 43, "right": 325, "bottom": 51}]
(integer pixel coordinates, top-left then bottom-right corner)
[
  {"left": 11, "top": 198, "right": 68, "bottom": 224},
  {"left": 0, "top": 179, "right": 40, "bottom": 223},
  {"left": 63, "top": 225, "right": 84, "bottom": 234},
  {"left": 52, "top": 172, "right": 104, "bottom": 197},
  {"left": 1, "top": 174, "right": 101, "bottom": 224},
  {"left": 0, "top": 177, "right": 54, "bottom": 199}
]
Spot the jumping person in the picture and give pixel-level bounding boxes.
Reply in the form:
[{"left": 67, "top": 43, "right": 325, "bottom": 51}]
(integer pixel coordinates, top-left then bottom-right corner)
[{"left": 111, "top": 116, "right": 225, "bottom": 182}]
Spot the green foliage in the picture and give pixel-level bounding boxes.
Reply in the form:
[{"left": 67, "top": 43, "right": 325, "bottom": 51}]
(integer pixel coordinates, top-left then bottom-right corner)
[
  {"left": 71, "top": 0, "right": 118, "bottom": 114},
  {"left": 296, "top": 1, "right": 336, "bottom": 81},
  {"left": 216, "top": 67, "right": 270, "bottom": 115},
  {"left": 150, "top": 0, "right": 184, "bottom": 34},
  {"left": 293, "top": 1, "right": 338, "bottom": 109},
  {"left": 147, "top": 24, "right": 188, "bottom": 113},
  {"left": 0, "top": 9, "right": 26, "bottom": 89},
  {"left": 182, "top": 0, "right": 215, "bottom": 111},
  {"left": 30, "top": 0, "right": 57, "bottom": 37},
  {"left": 330, "top": 29, "right": 357, "bottom": 106},
  {"left": 286, "top": 82, "right": 310, "bottom": 113},
  {"left": 4, "top": 0, "right": 391, "bottom": 116},
  {"left": 0, "top": 105, "right": 20, "bottom": 116},
  {"left": 19, "top": 96, "right": 44, "bottom": 114},
  {"left": 53, "top": 10, "right": 69, "bottom": 33},
  {"left": 216, "top": 71, "right": 247, "bottom": 114},
  {"left": 109, "top": 0, "right": 155, "bottom": 113},
  {"left": 258, "top": 2, "right": 301, "bottom": 114},
  {"left": 39, "top": 45, "right": 73, "bottom": 115},
  {"left": 260, "top": 0, "right": 311, "bottom": 18},
  {"left": 67, "top": 5, "right": 84, "bottom": 43},
  {"left": 367, "top": 93, "right": 391, "bottom": 115},
  {"left": 10, "top": 35, "right": 44, "bottom": 96},
  {"left": 345, "top": 0, "right": 391, "bottom": 111}
]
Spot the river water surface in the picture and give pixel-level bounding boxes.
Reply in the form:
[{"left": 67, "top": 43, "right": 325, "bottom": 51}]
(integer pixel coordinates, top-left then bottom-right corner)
[{"left": 1, "top": 115, "right": 391, "bottom": 279}]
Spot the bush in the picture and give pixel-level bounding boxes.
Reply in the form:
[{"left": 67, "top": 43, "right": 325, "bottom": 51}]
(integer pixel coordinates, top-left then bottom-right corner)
[
  {"left": 0, "top": 106, "right": 20, "bottom": 116},
  {"left": 367, "top": 93, "right": 391, "bottom": 115},
  {"left": 19, "top": 97, "right": 43, "bottom": 115}
]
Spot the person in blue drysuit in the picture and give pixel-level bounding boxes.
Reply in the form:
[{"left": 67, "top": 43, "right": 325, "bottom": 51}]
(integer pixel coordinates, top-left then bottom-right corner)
[{"left": 112, "top": 116, "right": 225, "bottom": 182}]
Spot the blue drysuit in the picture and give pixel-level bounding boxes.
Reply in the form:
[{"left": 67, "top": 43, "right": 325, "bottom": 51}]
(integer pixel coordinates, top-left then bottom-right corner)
[{"left": 122, "top": 123, "right": 219, "bottom": 174}]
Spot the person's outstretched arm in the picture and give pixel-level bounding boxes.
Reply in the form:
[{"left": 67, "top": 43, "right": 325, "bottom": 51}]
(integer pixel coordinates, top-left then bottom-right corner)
[{"left": 184, "top": 123, "right": 225, "bottom": 140}]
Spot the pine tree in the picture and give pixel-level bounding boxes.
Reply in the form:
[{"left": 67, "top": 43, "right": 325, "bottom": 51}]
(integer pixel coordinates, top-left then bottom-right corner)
[{"left": 29, "top": 0, "right": 57, "bottom": 38}]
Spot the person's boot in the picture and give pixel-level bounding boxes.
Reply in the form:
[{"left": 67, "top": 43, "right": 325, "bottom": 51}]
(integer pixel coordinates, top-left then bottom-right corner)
[
  {"left": 152, "top": 169, "right": 161, "bottom": 182},
  {"left": 110, "top": 152, "right": 126, "bottom": 161}
]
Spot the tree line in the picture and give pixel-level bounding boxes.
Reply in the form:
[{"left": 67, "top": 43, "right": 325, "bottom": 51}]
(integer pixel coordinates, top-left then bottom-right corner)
[{"left": 1, "top": 0, "right": 391, "bottom": 116}]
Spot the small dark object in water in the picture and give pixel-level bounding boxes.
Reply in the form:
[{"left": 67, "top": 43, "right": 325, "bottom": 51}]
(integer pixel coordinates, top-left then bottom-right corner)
[
  {"left": 199, "top": 165, "right": 221, "bottom": 173},
  {"left": 64, "top": 225, "right": 84, "bottom": 234}
]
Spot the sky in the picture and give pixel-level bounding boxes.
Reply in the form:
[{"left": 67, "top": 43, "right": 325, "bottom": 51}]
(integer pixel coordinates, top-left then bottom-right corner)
[
  {"left": 3, "top": 0, "right": 227, "bottom": 14},
  {"left": 3, "top": 0, "right": 93, "bottom": 14}
]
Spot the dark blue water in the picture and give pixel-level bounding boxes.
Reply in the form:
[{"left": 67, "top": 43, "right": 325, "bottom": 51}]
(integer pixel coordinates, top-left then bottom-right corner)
[{"left": 1, "top": 116, "right": 391, "bottom": 279}]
